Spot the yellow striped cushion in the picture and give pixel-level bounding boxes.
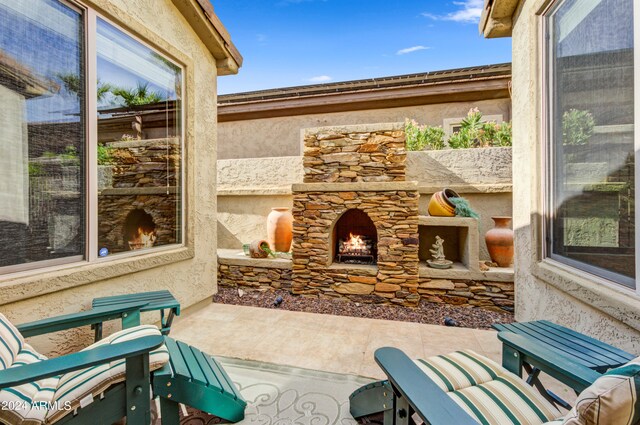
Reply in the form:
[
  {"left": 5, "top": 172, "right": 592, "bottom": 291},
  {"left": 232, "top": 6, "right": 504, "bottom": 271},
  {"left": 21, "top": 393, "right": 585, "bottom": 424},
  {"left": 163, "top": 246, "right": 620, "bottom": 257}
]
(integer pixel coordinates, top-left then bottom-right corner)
[
  {"left": 562, "top": 357, "right": 640, "bottom": 425},
  {"left": 416, "top": 350, "right": 562, "bottom": 425},
  {"left": 46, "top": 325, "right": 169, "bottom": 423}
]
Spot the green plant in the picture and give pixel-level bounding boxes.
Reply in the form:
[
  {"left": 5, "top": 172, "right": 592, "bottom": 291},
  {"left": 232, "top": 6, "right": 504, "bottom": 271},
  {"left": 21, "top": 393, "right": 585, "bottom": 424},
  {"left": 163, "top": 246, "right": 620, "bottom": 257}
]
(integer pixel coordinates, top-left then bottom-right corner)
[
  {"left": 449, "top": 196, "right": 480, "bottom": 219},
  {"left": 97, "top": 144, "right": 115, "bottom": 165},
  {"left": 56, "top": 73, "right": 111, "bottom": 101},
  {"left": 111, "top": 82, "right": 163, "bottom": 107},
  {"left": 260, "top": 241, "right": 276, "bottom": 258},
  {"left": 447, "top": 108, "right": 512, "bottom": 148},
  {"left": 404, "top": 119, "right": 445, "bottom": 151},
  {"left": 28, "top": 162, "right": 43, "bottom": 177},
  {"left": 562, "top": 109, "right": 595, "bottom": 145}
]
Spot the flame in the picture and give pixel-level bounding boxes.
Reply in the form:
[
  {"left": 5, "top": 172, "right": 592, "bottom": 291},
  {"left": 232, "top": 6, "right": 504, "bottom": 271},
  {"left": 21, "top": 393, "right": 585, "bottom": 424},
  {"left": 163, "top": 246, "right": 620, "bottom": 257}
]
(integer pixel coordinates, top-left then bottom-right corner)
[
  {"left": 128, "top": 227, "right": 157, "bottom": 250},
  {"left": 342, "top": 233, "right": 368, "bottom": 254}
]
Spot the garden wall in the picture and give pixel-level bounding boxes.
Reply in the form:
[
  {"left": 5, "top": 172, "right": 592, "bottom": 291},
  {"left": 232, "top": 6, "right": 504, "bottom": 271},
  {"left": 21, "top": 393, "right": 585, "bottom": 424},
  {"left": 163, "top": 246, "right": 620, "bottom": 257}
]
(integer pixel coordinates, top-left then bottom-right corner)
[{"left": 217, "top": 147, "right": 512, "bottom": 261}]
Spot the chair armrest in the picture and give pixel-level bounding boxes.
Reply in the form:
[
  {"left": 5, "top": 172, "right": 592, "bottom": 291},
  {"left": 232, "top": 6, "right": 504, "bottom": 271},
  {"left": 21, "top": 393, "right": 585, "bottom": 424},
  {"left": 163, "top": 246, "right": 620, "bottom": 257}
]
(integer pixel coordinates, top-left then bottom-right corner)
[
  {"left": 375, "top": 347, "right": 479, "bottom": 425},
  {"left": 0, "top": 335, "right": 164, "bottom": 389},
  {"left": 16, "top": 301, "right": 150, "bottom": 338},
  {"left": 498, "top": 332, "right": 601, "bottom": 392}
]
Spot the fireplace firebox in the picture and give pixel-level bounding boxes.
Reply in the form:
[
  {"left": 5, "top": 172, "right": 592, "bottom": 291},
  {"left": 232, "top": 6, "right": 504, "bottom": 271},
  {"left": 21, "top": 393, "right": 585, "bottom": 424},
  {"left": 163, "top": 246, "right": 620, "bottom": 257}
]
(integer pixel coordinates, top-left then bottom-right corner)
[
  {"left": 123, "top": 209, "right": 157, "bottom": 250},
  {"left": 332, "top": 209, "right": 377, "bottom": 265}
]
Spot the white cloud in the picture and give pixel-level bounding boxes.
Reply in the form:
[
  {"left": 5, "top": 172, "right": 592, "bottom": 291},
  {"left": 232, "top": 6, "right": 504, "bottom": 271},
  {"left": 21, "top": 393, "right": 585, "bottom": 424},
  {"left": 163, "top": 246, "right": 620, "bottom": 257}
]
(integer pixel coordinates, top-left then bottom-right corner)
[
  {"left": 423, "top": 0, "right": 484, "bottom": 24},
  {"left": 256, "top": 34, "right": 267, "bottom": 43},
  {"left": 396, "top": 45, "right": 429, "bottom": 55},
  {"left": 307, "top": 75, "right": 333, "bottom": 83}
]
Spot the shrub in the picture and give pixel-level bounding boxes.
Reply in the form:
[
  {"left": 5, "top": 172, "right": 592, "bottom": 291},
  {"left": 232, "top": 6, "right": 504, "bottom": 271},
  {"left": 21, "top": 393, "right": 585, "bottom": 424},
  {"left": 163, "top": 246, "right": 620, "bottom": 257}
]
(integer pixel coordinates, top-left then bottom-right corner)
[
  {"left": 562, "top": 109, "right": 594, "bottom": 145},
  {"left": 404, "top": 119, "right": 445, "bottom": 151},
  {"left": 97, "top": 144, "right": 115, "bottom": 165}
]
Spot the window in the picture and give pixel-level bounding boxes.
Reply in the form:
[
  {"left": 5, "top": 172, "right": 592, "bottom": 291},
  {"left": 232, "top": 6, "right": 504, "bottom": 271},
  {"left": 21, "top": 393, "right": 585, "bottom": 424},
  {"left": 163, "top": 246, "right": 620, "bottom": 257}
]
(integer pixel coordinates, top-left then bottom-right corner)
[
  {"left": 545, "top": 0, "right": 635, "bottom": 288},
  {"left": 0, "top": 0, "right": 183, "bottom": 274}
]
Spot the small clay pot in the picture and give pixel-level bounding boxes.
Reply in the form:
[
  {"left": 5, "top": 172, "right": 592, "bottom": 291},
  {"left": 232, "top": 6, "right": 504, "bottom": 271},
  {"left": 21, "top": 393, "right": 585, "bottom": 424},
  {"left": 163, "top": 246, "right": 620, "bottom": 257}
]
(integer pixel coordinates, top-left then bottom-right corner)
[
  {"left": 485, "top": 216, "right": 514, "bottom": 267},
  {"left": 249, "top": 239, "right": 270, "bottom": 258},
  {"left": 428, "top": 189, "right": 459, "bottom": 217},
  {"left": 267, "top": 207, "right": 293, "bottom": 252}
]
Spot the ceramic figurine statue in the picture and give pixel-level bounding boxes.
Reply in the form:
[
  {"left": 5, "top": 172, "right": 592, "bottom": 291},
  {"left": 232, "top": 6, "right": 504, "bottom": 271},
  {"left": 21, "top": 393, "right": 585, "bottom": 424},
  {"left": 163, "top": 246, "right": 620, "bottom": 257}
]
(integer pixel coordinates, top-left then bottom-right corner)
[{"left": 427, "top": 235, "right": 453, "bottom": 269}]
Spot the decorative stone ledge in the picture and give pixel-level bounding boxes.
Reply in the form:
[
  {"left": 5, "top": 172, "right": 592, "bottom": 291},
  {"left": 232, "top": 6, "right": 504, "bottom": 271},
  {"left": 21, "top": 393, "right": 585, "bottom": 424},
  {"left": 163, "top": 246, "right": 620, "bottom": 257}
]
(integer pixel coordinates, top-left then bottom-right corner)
[
  {"left": 218, "top": 249, "right": 292, "bottom": 269},
  {"left": 292, "top": 182, "right": 418, "bottom": 192}
]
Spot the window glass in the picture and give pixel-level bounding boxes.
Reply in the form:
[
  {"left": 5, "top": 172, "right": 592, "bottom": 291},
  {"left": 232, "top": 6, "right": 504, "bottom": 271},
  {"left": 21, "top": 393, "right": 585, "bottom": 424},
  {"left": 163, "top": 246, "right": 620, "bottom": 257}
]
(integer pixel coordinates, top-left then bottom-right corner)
[
  {"left": 96, "top": 19, "right": 182, "bottom": 256},
  {"left": 0, "top": 0, "right": 85, "bottom": 270},
  {"left": 547, "top": 0, "right": 635, "bottom": 286}
]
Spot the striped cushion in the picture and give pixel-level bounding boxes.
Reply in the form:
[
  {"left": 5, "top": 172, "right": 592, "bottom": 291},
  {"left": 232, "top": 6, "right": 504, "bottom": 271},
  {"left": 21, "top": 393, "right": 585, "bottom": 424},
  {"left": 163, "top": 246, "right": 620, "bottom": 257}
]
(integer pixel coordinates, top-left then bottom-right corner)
[
  {"left": 562, "top": 357, "right": 640, "bottom": 425},
  {"left": 0, "top": 344, "right": 58, "bottom": 425},
  {"left": 416, "top": 350, "right": 562, "bottom": 425},
  {"left": 0, "top": 319, "right": 168, "bottom": 425},
  {"left": 0, "top": 313, "right": 24, "bottom": 370},
  {"left": 46, "top": 325, "right": 169, "bottom": 423}
]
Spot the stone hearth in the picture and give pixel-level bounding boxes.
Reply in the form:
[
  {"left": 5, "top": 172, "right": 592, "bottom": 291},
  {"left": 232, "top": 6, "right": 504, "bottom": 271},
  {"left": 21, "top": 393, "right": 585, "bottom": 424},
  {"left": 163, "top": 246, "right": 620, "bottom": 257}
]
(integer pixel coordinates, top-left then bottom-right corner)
[{"left": 292, "top": 124, "right": 421, "bottom": 306}]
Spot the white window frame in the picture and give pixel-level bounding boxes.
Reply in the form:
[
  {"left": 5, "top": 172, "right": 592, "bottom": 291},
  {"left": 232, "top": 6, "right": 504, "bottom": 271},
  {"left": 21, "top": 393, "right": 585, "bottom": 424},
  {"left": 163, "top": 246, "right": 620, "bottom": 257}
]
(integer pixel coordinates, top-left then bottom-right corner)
[
  {"left": 0, "top": 0, "right": 186, "bottom": 275},
  {"left": 541, "top": 0, "right": 639, "bottom": 294}
]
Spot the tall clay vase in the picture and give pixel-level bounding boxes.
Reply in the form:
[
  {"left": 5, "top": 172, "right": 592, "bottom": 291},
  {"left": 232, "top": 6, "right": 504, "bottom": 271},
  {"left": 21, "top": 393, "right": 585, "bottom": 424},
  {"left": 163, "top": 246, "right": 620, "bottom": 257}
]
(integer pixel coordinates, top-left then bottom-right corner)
[
  {"left": 485, "top": 216, "right": 514, "bottom": 267},
  {"left": 267, "top": 207, "right": 293, "bottom": 252}
]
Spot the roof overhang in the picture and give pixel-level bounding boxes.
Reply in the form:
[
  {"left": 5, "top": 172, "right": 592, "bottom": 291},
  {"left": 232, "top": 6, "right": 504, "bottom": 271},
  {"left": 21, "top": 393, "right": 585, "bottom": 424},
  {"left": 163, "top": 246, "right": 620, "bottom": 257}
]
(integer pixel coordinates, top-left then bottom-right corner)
[
  {"left": 171, "top": 0, "right": 242, "bottom": 75},
  {"left": 218, "top": 64, "right": 512, "bottom": 122},
  {"left": 479, "top": 0, "right": 522, "bottom": 38}
]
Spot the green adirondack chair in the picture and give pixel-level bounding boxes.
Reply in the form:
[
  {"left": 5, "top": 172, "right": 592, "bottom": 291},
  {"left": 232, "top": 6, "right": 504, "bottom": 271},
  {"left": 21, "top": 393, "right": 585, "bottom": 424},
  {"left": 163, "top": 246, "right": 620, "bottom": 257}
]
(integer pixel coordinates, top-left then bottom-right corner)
[
  {"left": 350, "top": 334, "right": 632, "bottom": 425},
  {"left": 350, "top": 334, "right": 640, "bottom": 425},
  {"left": 0, "top": 304, "right": 167, "bottom": 425}
]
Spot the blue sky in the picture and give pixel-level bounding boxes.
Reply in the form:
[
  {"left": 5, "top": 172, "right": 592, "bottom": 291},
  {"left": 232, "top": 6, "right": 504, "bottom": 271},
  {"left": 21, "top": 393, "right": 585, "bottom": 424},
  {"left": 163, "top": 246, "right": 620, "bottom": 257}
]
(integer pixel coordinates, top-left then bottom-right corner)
[{"left": 212, "top": 0, "right": 512, "bottom": 95}]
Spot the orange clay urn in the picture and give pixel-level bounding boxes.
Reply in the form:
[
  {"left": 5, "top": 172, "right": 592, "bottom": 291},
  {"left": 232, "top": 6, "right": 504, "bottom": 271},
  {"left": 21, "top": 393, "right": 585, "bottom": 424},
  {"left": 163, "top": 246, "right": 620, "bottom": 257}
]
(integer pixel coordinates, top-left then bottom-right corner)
[
  {"left": 267, "top": 207, "right": 293, "bottom": 252},
  {"left": 485, "top": 216, "right": 514, "bottom": 267}
]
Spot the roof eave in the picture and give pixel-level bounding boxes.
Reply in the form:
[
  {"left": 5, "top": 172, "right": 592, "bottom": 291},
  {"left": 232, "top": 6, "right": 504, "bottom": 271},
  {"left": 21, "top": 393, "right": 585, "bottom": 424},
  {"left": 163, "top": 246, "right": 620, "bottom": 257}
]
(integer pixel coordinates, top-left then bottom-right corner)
[
  {"left": 171, "top": 0, "right": 243, "bottom": 76},
  {"left": 479, "top": 0, "right": 521, "bottom": 38}
]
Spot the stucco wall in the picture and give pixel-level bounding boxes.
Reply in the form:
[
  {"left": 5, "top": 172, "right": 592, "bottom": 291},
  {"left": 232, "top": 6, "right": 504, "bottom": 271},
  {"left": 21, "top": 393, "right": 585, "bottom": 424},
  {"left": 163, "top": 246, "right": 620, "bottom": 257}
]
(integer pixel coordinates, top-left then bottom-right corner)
[
  {"left": 510, "top": 0, "right": 640, "bottom": 352},
  {"left": 0, "top": 0, "right": 220, "bottom": 356},
  {"left": 217, "top": 148, "right": 512, "bottom": 261},
  {"left": 218, "top": 98, "right": 511, "bottom": 159}
]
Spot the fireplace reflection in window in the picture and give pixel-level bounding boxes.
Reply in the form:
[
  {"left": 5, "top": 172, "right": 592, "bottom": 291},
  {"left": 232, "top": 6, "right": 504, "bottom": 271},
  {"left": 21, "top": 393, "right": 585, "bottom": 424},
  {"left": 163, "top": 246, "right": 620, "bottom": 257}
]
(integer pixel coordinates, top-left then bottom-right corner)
[
  {"left": 333, "top": 209, "right": 377, "bottom": 265},
  {"left": 124, "top": 209, "right": 156, "bottom": 250}
]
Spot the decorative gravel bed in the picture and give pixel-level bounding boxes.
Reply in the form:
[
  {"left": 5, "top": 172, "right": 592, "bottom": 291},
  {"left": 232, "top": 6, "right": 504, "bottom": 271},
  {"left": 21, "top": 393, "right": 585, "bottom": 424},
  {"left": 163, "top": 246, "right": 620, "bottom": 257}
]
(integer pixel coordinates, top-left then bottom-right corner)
[{"left": 213, "top": 286, "right": 514, "bottom": 330}]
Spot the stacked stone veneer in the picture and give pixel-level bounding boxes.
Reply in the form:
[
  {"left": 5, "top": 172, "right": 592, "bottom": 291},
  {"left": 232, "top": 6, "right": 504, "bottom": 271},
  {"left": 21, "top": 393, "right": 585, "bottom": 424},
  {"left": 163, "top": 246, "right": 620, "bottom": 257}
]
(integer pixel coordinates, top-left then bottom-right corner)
[
  {"left": 303, "top": 125, "right": 406, "bottom": 183},
  {"left": 98, "top": 138, "right": 180, "bottom": 253},
  {"left": 292, "top": 124, "right": 421, "bottom": 306}
]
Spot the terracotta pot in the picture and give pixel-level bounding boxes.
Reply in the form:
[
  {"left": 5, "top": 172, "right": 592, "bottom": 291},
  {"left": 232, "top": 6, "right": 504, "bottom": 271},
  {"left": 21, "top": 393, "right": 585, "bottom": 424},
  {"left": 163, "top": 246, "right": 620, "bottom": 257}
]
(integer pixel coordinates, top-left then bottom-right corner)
[
  {"left": 485, "top": 216, "right": 514, "bottom": 267},
  {"left": 267, "top": 207, "right": 293, "bottom": 252},
  {"left": 249, "top": 239, "right": 269, "bottom": 258},
  {"left": 428, "top": 189, "right": 459, "bottom": 217}
]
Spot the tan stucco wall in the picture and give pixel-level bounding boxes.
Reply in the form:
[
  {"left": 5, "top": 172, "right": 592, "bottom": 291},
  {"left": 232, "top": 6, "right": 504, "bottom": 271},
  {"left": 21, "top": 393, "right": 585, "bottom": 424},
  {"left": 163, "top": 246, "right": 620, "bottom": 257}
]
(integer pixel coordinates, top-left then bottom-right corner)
[
  {"left": 218, "top": 99, "right": 511, "bottom": 159},
  {"left": 217, "top": 149, "right": 513, "bottom": 261},
  {"left": 0, "top": 0, "right": 221, "bottom": 356},
  {"left": 510, "top": 0, "right": 640, "bottom": 352}
]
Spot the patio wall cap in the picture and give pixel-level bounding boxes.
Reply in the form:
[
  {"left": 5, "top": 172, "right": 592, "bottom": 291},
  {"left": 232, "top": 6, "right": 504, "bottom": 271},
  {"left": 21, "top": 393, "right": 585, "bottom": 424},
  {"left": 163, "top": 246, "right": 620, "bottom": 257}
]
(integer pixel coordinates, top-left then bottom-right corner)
[
  {"left": 218, "top": 249, "right": 292, "bottom": 269},
  {"left": 303, "top": 122, "right": 405, "bottom": 137},
  {"left": 292, "top": 181, "right": 418, "bottom": 193},
  {"left": 479, "top": 0, "right": 521, "bottom": 38},
  {"left": 171, "top": 0, "right": 242, "bottom": 75}
]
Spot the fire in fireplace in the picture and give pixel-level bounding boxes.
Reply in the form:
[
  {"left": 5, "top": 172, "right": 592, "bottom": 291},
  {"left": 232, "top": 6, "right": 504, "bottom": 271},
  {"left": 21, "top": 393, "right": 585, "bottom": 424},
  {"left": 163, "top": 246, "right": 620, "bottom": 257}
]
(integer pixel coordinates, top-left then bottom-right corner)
[
  {"left": 124, "top": 209, "right": 157, "bottom": 250},
  {"left": 332, "top": 209, "right": 377, "bottom": 265},
  {"left": 337, "top": 233, "right": 374, "bottom": 264}
]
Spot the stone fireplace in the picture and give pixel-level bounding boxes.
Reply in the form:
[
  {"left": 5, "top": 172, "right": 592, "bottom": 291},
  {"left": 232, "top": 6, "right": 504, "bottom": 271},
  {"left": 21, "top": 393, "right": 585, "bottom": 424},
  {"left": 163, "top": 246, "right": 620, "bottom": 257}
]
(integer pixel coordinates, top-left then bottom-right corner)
[{"left": 292, "top": 123, "right": 421, "bottom": 306}]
